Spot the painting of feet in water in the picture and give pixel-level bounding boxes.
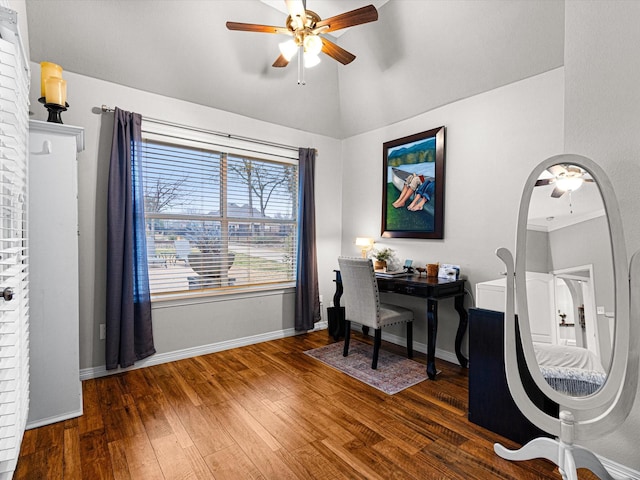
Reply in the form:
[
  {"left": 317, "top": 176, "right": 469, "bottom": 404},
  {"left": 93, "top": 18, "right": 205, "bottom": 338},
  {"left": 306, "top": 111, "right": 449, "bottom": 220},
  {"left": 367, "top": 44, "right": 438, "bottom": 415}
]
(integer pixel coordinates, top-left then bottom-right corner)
[{"left": 382, "top": 126, "right": 446, "bottom": 239}]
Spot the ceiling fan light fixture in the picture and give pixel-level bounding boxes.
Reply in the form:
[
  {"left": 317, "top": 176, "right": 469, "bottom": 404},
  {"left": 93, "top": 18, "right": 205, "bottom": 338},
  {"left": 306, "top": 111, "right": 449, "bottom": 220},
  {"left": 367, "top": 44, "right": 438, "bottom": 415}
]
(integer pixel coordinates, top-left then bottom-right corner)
[
  {"left": 304, "top": 52, "right": 321, "bottom": 68},
  {"left": 278, "top": 39, "right": 298, "bottom": 61},
  {"left": 556, "top": 177, "right": 583, "bottom": 192},
  {"left": 303, "top": 34, "right": 322, "bottom": 56}
]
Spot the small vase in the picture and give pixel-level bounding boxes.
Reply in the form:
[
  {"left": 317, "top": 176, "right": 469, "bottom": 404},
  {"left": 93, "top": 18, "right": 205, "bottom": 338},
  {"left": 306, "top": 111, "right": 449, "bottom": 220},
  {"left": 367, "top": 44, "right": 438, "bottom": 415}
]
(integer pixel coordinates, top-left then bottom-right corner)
[{"left": 374, "top": 260, "right": 387, "bottom": 271}]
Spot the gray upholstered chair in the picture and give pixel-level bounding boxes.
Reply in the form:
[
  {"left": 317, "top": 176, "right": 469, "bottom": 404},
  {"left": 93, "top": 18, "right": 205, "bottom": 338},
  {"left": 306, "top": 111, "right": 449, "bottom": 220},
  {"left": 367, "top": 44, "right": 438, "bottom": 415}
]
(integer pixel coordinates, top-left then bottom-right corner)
[{"left": 338, "top": 256, "right": 414, "bottom": 369}]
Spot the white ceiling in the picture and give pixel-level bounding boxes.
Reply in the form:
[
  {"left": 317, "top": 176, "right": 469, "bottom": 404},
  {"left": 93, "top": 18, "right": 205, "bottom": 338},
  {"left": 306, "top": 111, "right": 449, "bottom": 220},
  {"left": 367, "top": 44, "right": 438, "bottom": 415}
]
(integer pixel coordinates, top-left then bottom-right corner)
[{"left": 25, "top": 0, "right": 565, "bottom": 138}]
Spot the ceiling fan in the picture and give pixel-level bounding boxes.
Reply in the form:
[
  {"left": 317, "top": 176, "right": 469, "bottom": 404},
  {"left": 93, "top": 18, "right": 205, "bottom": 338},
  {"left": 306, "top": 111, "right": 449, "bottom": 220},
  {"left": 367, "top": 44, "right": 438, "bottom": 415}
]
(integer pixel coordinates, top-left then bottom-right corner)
[
  {"left": 226, "top": 0, "right": 378, "bottom": 75},
  {"left": 535, "top": 164, "right": 594, "bottom": 198}
]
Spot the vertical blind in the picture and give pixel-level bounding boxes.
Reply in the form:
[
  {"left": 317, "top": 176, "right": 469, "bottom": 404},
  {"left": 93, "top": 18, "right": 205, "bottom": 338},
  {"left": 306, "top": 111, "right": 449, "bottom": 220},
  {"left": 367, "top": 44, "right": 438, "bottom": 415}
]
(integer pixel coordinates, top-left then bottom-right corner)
[
  {"left": 0, "top": 6, "right": 30, "bottom": 478},
  {"left": 140, "top": 132, "right": 299, "bottom": 297}
]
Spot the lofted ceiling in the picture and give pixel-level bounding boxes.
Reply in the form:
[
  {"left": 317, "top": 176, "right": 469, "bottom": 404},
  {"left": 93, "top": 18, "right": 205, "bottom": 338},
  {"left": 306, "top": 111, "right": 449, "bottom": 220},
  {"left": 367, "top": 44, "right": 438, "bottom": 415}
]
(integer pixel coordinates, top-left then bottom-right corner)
[{"left": 25, "top": 0, "right": 565, "bottom": 139}]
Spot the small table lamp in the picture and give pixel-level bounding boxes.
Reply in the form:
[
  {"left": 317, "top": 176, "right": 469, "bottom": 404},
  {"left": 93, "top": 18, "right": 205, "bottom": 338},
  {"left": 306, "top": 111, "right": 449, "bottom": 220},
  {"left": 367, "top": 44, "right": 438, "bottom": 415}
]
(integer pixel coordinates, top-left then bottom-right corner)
[{"left": 355, "top": 237, "right": 374, "bottom": 258}]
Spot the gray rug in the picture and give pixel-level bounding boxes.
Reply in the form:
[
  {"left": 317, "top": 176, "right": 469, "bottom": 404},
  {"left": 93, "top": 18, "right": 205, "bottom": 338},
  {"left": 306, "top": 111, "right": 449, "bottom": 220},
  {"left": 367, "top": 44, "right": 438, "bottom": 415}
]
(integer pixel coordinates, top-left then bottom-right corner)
[{"left": 304, "top": 339, "right": 428, "bottom": 395}]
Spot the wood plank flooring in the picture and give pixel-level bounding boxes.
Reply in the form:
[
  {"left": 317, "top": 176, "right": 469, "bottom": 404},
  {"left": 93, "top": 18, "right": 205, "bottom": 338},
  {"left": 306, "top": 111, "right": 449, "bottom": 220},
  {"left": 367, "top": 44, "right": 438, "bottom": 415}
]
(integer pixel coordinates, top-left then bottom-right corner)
[{"left": 15, "top": 330, "right": 598, "bottom": 479}]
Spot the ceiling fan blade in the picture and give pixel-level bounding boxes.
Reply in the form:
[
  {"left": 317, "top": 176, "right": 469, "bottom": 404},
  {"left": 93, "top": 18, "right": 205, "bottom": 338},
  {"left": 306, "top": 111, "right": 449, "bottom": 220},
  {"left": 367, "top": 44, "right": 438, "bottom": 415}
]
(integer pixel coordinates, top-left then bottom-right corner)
[
  {"left": 547, "top": 164, "right": 568, "bottom": 177},
  {"left": 314, "top": 5, "right": 378, "bottom": 33},
  {"left": 226, "top": 22, "right": 290, "bottom": 35},
  {"left": 321, "top": 37, "right": 356, "bottom": 65},
  {"left": 550, "top": 186, "right": 565, "bottom": 198},
  {"left": 535, "top": 178, "right": 554, "bottom": 186},
  {"left": 272, "top": 54, "right": 290, "bottom": 68},
  {"left": 285, "top": 0, "right": 305, "bottom": 20}
]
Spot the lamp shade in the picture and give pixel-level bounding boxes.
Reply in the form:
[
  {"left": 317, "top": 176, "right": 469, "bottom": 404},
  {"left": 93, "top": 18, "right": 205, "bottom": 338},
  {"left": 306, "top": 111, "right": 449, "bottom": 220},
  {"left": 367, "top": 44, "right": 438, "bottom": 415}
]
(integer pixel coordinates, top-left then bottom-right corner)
[{"left": 355, "top": 237, "right": 374, "bottom": 247}]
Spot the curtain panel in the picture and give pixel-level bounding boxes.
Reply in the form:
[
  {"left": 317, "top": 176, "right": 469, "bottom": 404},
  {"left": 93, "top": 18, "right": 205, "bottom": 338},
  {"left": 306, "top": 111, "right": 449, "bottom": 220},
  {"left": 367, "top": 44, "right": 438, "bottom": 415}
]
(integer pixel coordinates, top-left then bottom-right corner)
[
  {"left": 295, "top": 148, "right": 321, "bottom": 331},
  {"left": 106, "top": 108, "right": 156, "bottom": 369}
]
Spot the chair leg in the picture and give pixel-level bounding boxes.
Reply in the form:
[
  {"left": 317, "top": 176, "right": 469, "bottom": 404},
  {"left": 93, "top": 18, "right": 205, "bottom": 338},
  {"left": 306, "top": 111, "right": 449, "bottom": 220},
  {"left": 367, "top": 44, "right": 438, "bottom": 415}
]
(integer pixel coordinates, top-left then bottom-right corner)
[
  {"left": 372, "top": 329, "right": 382, "bottom": 369},
  {"left": 407, "top": 321, "right": 413, "bottom": 359},
  {"left": 343, "top": 320, "right": 351, "bottom": 357}
]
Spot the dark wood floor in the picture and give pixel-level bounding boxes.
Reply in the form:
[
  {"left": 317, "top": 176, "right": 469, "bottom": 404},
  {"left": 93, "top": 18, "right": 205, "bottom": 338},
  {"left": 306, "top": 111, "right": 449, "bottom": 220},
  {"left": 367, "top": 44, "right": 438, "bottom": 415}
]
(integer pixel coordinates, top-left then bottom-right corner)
[{"left": 15, "top": 330, "right": 598, "bottom": 479}]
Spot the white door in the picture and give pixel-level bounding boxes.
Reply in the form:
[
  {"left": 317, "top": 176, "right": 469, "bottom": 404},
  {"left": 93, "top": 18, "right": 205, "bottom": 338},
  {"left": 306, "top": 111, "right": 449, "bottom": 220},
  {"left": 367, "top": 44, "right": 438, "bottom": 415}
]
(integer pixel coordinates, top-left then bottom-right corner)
[
  {"left": 525, "top": 272, "right": 556, "bottom": 344},
  {"left": 0, "top": 9, "right": 30, "bottom": 478}
]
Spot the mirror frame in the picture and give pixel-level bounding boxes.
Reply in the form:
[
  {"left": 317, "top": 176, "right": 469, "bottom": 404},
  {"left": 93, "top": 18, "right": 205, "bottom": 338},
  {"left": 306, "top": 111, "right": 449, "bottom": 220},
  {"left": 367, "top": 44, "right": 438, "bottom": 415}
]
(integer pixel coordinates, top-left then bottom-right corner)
[{"left": 499, "top": 154, "right": 638, "bottom": 439}]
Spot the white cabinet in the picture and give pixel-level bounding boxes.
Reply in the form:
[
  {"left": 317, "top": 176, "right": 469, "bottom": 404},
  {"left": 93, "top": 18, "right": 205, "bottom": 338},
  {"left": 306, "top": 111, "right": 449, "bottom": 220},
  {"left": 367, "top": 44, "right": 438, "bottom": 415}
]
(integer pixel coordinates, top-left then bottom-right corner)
[
  {"left": 476, "top": 272, "right": 556, "bottom": 344},
  {"left": 27, "top": 120, "right": 84, "bottom": 428}
]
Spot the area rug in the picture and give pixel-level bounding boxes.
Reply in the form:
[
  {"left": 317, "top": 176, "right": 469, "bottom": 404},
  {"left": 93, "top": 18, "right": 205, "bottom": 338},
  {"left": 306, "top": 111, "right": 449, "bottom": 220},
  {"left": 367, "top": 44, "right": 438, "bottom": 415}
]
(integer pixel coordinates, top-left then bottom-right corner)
[{"left": 304, "top": 339, "right": 428, "bottom": 395}]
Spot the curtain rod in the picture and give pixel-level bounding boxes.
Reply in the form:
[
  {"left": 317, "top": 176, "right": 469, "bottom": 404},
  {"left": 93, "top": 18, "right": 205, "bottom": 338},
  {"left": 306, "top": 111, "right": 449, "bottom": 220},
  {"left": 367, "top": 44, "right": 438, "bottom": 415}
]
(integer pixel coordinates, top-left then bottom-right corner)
[{"left": 100, "top": 105, "right": 300, "bottom": 153}]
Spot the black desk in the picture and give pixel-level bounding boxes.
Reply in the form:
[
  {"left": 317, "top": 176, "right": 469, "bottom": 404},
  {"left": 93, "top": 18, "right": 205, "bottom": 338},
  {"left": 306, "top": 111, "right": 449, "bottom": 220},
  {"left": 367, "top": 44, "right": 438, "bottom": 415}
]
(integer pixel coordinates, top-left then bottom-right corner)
[{"left": 332, "top": 271, "right": 468, "bottom": 379}]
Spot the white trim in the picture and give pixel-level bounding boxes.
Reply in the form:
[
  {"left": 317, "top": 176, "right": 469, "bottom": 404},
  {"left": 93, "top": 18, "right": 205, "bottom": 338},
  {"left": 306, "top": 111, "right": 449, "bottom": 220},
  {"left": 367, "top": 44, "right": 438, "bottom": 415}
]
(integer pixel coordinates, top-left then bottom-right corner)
[
  {"left": 381, "top": 330, "right": 464, "bottom": 366},
  {"left": 527, "top": 208, "right": 606, "bottom": 232},
  {"left": 151, "top": 285, "right": 295, "bottom": 308},
  {"left": 80, "top": 321, "right": 328, "bottom": 381},
  {"left": 79, "top": 319, "right": 464, "bottom": 382},
  {"left": 598, "top": 456, "right": 640, "bottom": 480},
  {"left": 28, "top": 120, "right": 85, "bottom": 152},
  {"left": 26, "top": 408, "right": 83, "bottom": 431}
]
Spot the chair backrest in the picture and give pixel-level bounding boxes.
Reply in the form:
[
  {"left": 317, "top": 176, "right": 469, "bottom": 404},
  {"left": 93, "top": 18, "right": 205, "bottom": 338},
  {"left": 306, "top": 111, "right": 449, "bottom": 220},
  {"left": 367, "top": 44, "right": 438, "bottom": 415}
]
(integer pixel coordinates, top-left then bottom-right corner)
[{"left": 338, "top": 257, "right": 380, "bottom": 329}]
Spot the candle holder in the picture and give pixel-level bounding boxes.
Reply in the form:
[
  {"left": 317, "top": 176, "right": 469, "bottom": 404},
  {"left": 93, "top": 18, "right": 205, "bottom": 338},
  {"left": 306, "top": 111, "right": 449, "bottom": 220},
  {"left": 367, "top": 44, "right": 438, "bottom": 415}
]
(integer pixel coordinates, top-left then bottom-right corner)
[{"left": 38, "top": 97, "right": 69, "bottom": 124}]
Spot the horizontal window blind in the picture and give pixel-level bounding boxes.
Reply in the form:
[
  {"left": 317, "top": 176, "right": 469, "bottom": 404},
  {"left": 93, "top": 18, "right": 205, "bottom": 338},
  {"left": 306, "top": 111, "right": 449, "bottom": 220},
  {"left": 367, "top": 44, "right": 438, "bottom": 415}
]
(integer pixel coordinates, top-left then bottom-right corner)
[
  {"left": 141, "top": 136, "right": 298, "bottom": 297},
  {"left": 0, "top": 7, "right": 30, "bottom": 478}
]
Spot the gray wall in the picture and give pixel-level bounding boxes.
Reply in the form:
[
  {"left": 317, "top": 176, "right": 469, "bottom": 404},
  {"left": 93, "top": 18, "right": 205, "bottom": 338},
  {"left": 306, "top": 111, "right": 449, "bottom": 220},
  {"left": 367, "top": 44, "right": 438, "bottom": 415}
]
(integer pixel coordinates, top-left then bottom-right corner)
[
  {"left": 340, "top": 68, "right": 564, "bottom": 359},
  {"left": 563, "top": 0, "right": 640, "bottom": 469},
  {"left": 526, "top": 229, "right": 552, "bottom": 273},
  {"left": 548, "top": 216, "right": 614, "bottom": 365},
  {"left": 28, "top": 66, "right": 343, "bottom": 373}
]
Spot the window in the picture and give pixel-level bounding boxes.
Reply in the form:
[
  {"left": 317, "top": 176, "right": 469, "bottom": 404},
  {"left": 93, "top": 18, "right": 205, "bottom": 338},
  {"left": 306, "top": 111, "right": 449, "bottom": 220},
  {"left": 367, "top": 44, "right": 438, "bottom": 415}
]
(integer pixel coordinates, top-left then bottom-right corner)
[{"left": 140, "top": 129, "right": 298, "bottom": 298}]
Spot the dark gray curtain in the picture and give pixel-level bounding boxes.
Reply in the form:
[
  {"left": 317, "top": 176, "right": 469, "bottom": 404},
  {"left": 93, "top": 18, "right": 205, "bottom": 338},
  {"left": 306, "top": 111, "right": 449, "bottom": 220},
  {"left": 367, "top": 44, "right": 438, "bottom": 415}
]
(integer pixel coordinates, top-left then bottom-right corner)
[
  {"left": 106, "top": 108, "right": 155, "bottom": 369},
  {"left": 295, "top": 148, "right": 320, "bottom": 331}
]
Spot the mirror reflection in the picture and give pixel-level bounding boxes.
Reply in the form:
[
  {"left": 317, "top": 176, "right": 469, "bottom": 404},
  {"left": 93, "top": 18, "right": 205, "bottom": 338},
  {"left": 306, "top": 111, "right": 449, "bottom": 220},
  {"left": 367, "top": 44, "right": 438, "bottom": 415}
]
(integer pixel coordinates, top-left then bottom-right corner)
[{"left": 525, "top": 163, "right": 613, "bottom": 396}]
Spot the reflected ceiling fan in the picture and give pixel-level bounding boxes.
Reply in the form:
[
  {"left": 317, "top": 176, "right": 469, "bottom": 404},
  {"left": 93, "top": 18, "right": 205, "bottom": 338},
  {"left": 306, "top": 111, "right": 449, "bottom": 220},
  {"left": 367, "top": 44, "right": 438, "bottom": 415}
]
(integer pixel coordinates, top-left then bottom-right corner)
[
  {"left": 535, "top": 164, "right": 594, "bottom": 198},
  {"left": 226, "top": 0, "right": 378, "bottom": 83}
]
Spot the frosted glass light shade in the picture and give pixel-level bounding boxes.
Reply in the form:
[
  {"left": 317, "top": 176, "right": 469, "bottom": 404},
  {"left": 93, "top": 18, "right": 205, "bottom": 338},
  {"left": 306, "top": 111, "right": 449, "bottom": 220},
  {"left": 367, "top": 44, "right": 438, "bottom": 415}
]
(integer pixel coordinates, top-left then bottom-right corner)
[
  {"left": 556, "top": 177, "right": 583, "bottom": 192},
  {"left": 304, "top": 53, "right": 321, "bottom": 68},
  {"left": 278, "top": 39, "right": 298, "bottom": 61},
  {"left": 304, "top": 35, "right": 322, "bottom": 56}
]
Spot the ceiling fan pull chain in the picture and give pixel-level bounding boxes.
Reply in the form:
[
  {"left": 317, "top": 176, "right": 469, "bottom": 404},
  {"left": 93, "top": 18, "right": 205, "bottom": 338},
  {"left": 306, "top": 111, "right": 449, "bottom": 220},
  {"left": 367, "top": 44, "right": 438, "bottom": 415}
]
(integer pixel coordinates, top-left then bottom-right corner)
[
  {"left": 569, "top": 191, "right": 574, "bottom": 214},
  {"left": 297, "top": 44, "right": 305, "bottom": 85}
]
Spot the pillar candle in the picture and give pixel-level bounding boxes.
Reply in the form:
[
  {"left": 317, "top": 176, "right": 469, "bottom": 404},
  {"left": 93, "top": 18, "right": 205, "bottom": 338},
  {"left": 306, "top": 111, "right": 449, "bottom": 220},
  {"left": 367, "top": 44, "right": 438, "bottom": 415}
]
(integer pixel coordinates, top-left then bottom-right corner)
[
  {"left": 40, "top": 62, "right": 63, "bottom": 98},
  {"left": 45, "top": 77, "right": 66, "bottom": 106}
]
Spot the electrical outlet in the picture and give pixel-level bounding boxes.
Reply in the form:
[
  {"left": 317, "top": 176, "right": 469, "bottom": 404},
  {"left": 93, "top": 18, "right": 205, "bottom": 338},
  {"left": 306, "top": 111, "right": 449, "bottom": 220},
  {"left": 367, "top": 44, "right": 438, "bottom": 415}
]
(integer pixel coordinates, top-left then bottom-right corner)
[
  {"left": 99, "top": 323, "right": 106, "bottom": 340},
  {"left": 319, "top": 295, "right": 323, "bottom": 304},
  {"left": 596, "top": 306, "right": 605, "bottom": 315}
]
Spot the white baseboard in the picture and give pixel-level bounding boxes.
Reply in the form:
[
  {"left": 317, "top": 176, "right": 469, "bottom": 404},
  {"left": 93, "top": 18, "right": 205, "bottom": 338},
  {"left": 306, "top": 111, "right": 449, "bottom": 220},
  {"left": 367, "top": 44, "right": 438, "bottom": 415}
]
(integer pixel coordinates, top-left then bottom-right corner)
[
  {"left": 80, "top": 321, "right": 329, "bottom": 381},
  {"left": 380, "top": 330, "right": 464, "bottom": 366},
  {"left": 26, "top": 408, "right": 83, "bottom": 430},
  {"left": 598, "top": 456, "right": 640, "bottom": 480}
]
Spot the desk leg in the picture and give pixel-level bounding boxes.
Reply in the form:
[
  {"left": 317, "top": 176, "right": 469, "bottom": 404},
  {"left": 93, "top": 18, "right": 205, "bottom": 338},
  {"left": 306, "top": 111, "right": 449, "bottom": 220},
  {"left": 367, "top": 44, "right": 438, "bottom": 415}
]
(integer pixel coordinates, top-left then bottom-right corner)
[
  {"left": 454, "top": 294, "right": 469, "bottom": 368},
  {"left": 427, "top": 299, "right": 438, "bottom": 380}
]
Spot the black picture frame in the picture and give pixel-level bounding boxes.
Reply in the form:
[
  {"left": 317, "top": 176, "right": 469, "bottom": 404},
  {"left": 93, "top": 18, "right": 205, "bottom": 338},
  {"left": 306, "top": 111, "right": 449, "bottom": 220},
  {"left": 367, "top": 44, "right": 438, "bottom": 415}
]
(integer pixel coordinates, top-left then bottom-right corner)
[{"left": 381, "top": 126, "right": 445, "bottom": 239}]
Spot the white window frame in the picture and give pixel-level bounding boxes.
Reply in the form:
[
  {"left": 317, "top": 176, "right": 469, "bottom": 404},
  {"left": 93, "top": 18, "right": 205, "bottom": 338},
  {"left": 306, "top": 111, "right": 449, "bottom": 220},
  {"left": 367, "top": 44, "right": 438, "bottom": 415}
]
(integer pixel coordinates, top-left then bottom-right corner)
[{"left": 141, "top": 120, "right": 299, "bottom": 300}]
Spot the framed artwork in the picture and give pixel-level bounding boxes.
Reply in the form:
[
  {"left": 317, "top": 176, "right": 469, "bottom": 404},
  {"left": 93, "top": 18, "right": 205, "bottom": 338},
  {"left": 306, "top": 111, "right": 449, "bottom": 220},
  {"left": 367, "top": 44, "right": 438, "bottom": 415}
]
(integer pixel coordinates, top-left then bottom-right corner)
[{"left": 381, "top": 126, "right": 445, "bottom": 239}]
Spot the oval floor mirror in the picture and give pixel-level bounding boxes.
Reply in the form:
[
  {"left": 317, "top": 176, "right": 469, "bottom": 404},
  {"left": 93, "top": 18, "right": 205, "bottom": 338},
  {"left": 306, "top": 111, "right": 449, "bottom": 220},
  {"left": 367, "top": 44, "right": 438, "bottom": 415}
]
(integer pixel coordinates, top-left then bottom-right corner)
[{"left": 495, "top": 154, "right": 639, "bottom": 480}]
